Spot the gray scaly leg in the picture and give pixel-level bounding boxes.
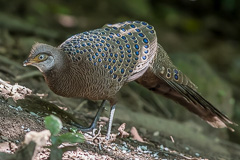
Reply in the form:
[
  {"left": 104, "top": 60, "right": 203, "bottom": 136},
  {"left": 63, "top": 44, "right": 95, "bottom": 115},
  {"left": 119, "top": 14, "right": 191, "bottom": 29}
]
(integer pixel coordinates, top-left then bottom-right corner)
[
  {"left": 72, "top": 100, "right": 106, "bottom": 132},
  {"left": 106, "top": 105, "right": 116, "bottom": 140}
]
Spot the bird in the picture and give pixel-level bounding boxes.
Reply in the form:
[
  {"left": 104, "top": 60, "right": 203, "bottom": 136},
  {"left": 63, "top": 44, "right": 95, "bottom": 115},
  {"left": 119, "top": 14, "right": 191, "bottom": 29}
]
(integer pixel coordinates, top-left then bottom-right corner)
[{"left": 23, "top": 21, "right": 236, "bottom": 139}]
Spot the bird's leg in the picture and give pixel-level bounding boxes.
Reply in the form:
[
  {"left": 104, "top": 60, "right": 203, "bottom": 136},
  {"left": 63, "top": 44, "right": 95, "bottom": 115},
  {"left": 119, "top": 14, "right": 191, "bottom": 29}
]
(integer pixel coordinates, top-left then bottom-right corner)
[
  {"left": 71, "top": 100, "right": 106, "bottom": 132},
  {"left": 86, "top": 100, "right": 107, "bottom": 131},
  {"left": 106, "top": 105, "right": 116, "bottom": 140}
]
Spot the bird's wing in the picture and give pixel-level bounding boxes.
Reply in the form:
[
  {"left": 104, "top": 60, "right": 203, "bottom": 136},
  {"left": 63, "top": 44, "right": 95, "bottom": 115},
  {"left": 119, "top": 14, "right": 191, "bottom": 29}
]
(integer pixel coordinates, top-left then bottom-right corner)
[{"left": 101, "top": 21, "right": 158, "bottom": 82}]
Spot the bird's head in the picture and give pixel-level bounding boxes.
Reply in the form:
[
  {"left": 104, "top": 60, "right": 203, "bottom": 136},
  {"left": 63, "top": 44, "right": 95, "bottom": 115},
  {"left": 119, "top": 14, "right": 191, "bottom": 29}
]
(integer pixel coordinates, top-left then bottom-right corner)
[{"left": 23, "top": 43, "right": 62, "bottom": 73}]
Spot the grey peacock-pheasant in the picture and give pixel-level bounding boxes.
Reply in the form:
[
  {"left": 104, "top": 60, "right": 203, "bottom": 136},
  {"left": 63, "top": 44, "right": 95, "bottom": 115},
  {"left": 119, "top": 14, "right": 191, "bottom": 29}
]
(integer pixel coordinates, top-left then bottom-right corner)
[{"left": 23, "top": 21, "right": 236, "bottom": 139}]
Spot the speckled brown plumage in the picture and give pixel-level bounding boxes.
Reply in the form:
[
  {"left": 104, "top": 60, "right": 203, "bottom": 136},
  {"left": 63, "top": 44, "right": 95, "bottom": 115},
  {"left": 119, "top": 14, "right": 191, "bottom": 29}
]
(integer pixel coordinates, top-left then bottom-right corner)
[{"left": 23, "top": 21, "right": 236, "bottom": 138}]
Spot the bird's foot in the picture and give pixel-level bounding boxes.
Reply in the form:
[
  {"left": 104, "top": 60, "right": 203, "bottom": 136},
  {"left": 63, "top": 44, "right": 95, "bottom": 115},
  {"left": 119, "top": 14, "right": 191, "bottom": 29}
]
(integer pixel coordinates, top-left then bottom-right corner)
[{"left": 70, "top": 100, "right": 106, "bottom": 133}]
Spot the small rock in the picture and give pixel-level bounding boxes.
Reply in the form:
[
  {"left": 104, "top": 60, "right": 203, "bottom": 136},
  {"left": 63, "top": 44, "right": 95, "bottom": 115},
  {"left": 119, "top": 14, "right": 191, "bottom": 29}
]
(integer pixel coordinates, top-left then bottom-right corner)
[
  {"left": 26, "top": 128, "right": 31, "bottom": 132},
  {"left": 122, "top": 141, "right": 127, "bottom": 147},
  {"left": 153, "top": 131, "right": 159, "bottom": 136},
  {"left": 152, "top": 152, "right": 159, "bottom": 157},
  {"left": 140, "top": 145, "right": 148, "bottom": 151},
  {"left": 195, "top": 153, "right": 200, "bottom": 157},
  {"left": 121, "top": 146, "right": 128, "bottom": 151},
  {"left": 16, "top": 106, "right": 23, "bottom": 111},
  {"left": 160, "top": 145, "right": 164, "bottom": 150},
  {"left": 30, "top": 112, "right": 39, "bottom": 117}
]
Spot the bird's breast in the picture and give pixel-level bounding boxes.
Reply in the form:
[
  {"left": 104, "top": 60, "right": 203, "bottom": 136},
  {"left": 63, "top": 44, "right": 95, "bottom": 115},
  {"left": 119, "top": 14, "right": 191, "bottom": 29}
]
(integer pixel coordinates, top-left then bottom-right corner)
[{"left": 44, "top": 64, "right": 122, "bottom": 100}]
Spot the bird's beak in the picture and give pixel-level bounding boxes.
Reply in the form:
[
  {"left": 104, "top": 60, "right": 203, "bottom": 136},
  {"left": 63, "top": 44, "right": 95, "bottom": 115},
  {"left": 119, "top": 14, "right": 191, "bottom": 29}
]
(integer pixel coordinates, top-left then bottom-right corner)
[{"left": 23, "top": 58, "right": 34, "bottom": 66}]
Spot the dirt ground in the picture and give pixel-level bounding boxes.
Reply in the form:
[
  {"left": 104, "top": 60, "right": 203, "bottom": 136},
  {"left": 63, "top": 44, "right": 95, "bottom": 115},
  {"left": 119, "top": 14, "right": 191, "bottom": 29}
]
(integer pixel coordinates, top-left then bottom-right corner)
[{"left": 0, "top": 60, "right": 240, "bottom": 160}]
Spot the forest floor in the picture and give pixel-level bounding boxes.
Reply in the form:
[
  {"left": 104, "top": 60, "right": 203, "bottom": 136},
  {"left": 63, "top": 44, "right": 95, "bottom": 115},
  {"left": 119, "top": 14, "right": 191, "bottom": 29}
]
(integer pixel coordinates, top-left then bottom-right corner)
[{"left": 0, "top": 61, "right": 240, "bottom": 160}]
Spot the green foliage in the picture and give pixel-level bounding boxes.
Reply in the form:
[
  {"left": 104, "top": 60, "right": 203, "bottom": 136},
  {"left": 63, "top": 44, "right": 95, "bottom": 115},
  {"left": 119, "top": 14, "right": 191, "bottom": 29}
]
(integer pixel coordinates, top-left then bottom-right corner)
[
  {"left": 69, "top": 127, "right": 78, "bottom": 133},
  {"left": 57, "top": 132, "right": 84, "bottom": 145},
  {"left": 221, "top": 0, "right": 236, "bottom": 11},
  {"left": 121, "top": 0, "right": 153, "bottom": 19},
  {"left": 45, "top": 115, "right": 63, "bottom": 136},
  {"left": 44, "top": 115, "right": 85, "bottom": 160}
]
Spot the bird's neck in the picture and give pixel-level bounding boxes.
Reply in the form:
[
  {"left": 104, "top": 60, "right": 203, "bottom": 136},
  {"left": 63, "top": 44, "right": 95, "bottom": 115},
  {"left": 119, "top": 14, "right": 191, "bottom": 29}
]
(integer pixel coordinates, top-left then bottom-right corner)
[{"left": 43, "top": 53, "right": 72, "bottom": 96}]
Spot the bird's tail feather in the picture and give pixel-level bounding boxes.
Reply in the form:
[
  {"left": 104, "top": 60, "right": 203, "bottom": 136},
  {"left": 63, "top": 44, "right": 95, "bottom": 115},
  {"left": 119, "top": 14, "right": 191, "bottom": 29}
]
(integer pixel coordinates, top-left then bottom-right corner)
[
  {"left": 136, "top": 43, "right": 237, "bottom": 131},
  {"left": 152, "top": 76, "right": 237, "bottom": 131}
]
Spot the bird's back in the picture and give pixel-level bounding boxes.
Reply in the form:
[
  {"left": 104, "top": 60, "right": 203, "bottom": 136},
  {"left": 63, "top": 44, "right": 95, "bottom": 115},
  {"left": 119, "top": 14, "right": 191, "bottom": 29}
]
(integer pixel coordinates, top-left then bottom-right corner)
[{"left": 60, "top": 21, "right": 158, "bottom": 83}]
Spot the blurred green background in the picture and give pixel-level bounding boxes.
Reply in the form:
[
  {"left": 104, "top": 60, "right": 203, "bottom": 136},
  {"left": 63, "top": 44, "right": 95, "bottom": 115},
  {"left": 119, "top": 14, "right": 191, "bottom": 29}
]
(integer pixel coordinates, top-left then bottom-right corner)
[{"left": 0, "top": 0, "right": 239, "bottom": 144}]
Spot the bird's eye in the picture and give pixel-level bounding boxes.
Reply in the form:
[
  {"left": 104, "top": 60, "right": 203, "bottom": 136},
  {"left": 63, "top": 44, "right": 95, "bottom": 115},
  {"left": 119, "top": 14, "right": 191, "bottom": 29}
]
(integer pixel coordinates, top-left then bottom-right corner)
[
  {"left": 36, "top": 53, "right": 48, "bottom": 61},
  {"left": 39, "top": 54, "right": 45, "bottom": 60}
]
